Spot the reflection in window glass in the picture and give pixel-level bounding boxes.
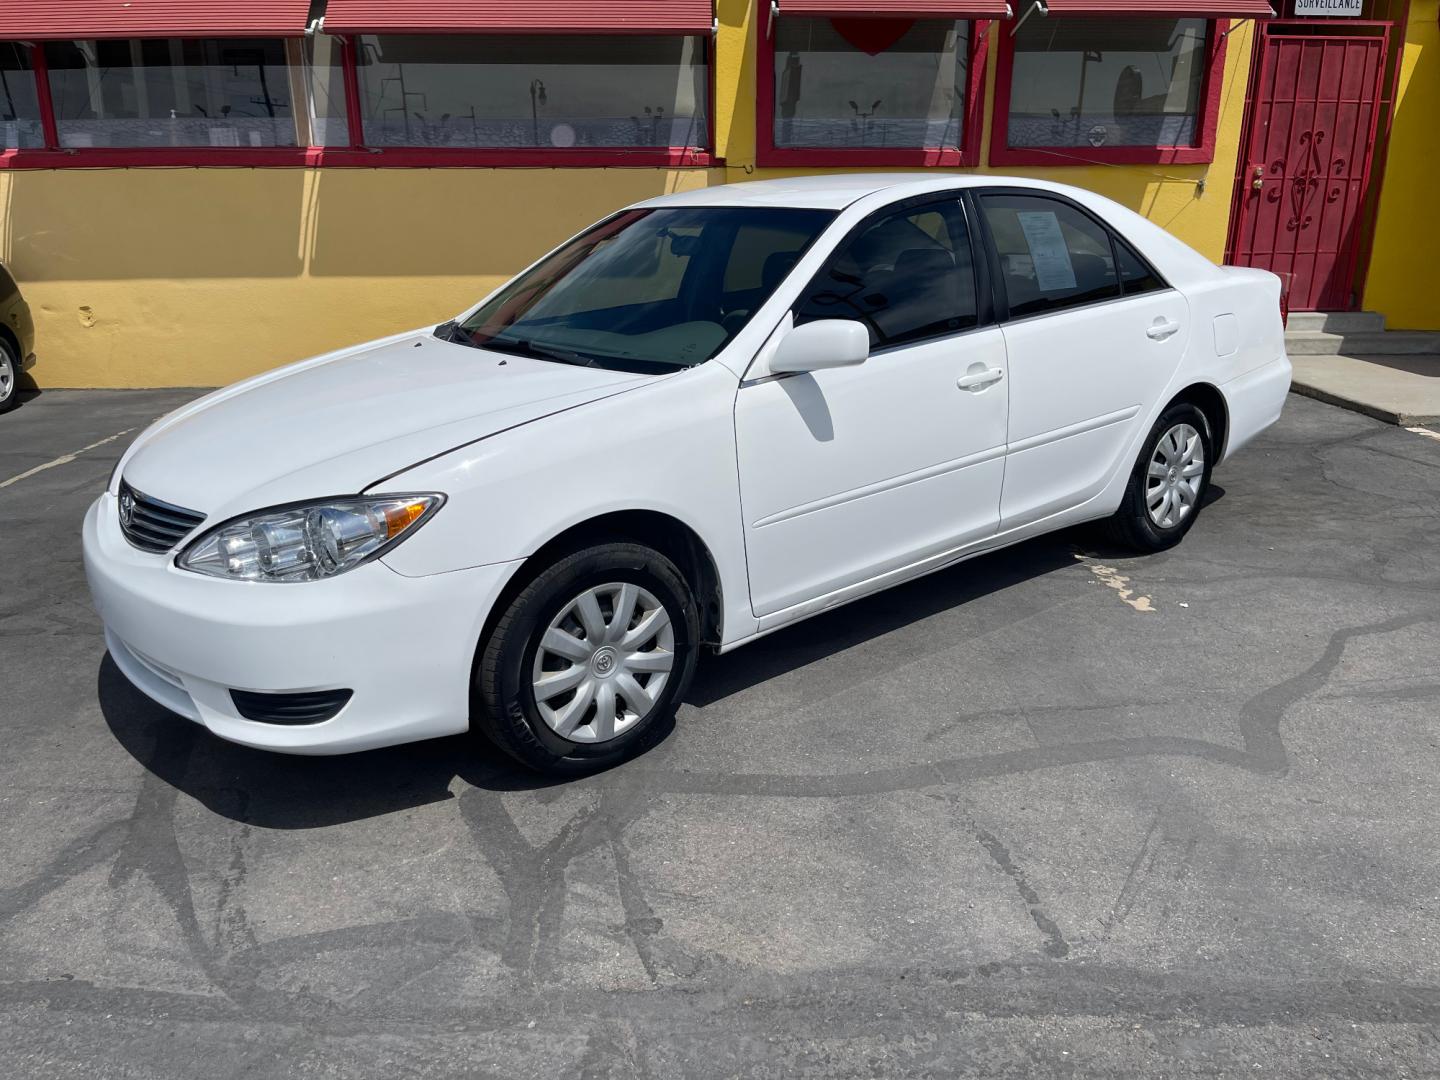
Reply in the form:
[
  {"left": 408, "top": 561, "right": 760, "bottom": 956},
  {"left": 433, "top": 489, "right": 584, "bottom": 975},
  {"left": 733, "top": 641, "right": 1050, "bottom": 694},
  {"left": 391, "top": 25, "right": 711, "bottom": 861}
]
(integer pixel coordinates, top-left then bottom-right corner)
[
  {"left": 0, "top": 43, "right": 43, "bottom": 149},
  {"left": 354, "top": 35, "right": 708, "bottom": 149},
  {"left": 980, "top": 194, "right": 1120, "bottom": 318},
  {"left": 1008, "top": 17, "right": 1207, "bottom": 149},
  {"left": 457, "top": 207, "right": 834, "bottom": 371},
  {"left": 304, "top": 34, "right": 350, "bottom": 147},
  {"left": 797, "top": 200, "right": 977, "bottom": 348},
  {"left": 43, "top": 38, "right": 295, "bottom": 148},
  {"left": 774, "top": 17, "right": 967, "bottom": 150}
]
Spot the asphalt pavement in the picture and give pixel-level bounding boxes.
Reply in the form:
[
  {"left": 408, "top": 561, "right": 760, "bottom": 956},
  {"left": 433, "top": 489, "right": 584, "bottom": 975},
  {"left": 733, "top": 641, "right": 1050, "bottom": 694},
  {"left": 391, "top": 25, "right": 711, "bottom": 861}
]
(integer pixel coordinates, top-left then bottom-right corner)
[{"left": 2, "top": 388, "right": 1439, "bottom": 1078}]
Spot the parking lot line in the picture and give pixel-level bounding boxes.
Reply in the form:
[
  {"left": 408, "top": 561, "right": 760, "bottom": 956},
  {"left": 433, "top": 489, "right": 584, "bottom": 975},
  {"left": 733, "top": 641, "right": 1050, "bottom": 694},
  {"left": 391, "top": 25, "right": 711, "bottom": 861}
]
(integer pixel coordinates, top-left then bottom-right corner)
[{"left": 0, "top": 428, "right": 135, "bottom": 490}]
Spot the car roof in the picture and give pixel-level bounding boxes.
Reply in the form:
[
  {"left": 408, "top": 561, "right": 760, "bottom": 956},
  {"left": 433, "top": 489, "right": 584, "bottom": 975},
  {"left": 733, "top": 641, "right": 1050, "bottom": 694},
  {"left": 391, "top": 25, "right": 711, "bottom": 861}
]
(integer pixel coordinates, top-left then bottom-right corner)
[{"left": 634, "top": 173, "right": 1008, "bottom": 211}]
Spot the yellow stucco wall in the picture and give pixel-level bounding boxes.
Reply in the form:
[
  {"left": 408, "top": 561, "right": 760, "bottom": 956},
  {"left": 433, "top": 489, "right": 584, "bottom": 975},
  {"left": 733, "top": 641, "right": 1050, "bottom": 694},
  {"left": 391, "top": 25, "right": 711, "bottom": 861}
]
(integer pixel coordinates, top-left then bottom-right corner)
[
  {"left": 1, "top": 2, "right": 1255, "bottom": 388},
  {"left": 0, "top": 168, "right": 719, "bottom": 387},
  {"left": 1362, "top": 0, "right": 1439, "bottom": 331}
]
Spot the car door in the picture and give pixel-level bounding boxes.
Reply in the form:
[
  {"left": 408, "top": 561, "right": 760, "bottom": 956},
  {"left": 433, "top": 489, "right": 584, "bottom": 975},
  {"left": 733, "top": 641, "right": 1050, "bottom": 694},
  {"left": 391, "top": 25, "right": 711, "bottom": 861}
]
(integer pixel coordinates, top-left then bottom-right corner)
[
  {"left": 974, "top": 190, "right": 1190, "bottom": 529},
  {"left": 734, "top": 195, "right": 1009, "bottom": 620}
]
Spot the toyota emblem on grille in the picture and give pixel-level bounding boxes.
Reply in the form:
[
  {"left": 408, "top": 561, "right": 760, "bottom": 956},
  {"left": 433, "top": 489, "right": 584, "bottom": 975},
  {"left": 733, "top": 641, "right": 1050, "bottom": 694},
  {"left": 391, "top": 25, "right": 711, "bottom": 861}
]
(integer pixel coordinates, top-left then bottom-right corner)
[{"left": 118, "top": 491, "right": 135, "bottom": 527}]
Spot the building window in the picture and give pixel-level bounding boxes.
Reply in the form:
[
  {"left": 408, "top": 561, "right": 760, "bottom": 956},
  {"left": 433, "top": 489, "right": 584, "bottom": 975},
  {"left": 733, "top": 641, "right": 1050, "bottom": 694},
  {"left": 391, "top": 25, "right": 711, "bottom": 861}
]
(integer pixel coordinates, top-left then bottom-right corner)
[
  {"left": 0, "top": 42, "right": 42, "bottom": 149},
  {"left": 773, "top": 18, "right": 968, "bottom": 151},
  {"left": 351, "top": 34, "right": 708, "bottom": 149},
  {"left": 43, "top": 38, "right": 296, "bottom": 148},
  {"left": 1007, "top": 17, "right": 1208, "bottom": 150}
]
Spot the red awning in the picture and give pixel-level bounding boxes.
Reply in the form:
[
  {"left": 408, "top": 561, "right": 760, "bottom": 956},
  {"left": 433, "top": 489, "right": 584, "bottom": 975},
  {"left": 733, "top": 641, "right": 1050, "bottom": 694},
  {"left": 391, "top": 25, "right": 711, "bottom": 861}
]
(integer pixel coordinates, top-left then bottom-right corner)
[
  {"left": 778, "top": 1, "right": 1013, "bottom": 14},
  {"left": 0, "top": 1, "right": 313, "bottom": 39},
  {"left": 320, "top": 1, "right": 715, "bottom": 35},
  {"left": 1038, "top": 0, "right": 1274, "bottom": 15}
]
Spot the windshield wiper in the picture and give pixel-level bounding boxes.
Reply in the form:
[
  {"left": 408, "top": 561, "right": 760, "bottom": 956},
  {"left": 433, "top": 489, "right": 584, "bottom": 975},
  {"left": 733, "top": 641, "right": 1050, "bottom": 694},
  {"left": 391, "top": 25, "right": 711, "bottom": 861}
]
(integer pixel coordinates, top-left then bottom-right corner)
[
  {"left": 477, "top": 335, "right": 598, "bottom": 368},
  {"left": 433, "top": 319, "right": 479, "bottom": 348}
]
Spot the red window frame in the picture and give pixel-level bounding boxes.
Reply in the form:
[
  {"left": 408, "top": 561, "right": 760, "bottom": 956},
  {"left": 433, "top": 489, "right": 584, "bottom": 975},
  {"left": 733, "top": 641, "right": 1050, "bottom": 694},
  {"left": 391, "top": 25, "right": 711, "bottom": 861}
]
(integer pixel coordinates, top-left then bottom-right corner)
[
  {"left": 756, "top": 4, "right": 993, "bottom": 168},
  {"left": 324, "top": 31, "right": 714, "bottom": 167},
  {"left": 2, "top": 36, "right": 320, "bottom": 169},
  {"left": 988, "top": 13, "right": 1230, "bottom": 167},
  {"left": 0, "top": 27, "right": 716, "bottom": 169}
]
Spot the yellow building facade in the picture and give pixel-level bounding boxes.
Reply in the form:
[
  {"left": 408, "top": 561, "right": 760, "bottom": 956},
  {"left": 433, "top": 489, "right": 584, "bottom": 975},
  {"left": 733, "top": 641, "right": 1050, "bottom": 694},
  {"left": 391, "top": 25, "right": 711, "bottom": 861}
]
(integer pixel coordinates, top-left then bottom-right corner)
[{"left": 0, "top": 0, "right": 1431, "bottom": 388}]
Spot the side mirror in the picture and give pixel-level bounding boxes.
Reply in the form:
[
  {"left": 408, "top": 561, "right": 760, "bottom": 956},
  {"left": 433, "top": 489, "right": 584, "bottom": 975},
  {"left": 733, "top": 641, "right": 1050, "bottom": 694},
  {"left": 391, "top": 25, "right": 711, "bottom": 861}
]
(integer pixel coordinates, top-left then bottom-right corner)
[{"left": 769, "top": 319, "right": 869, "bottom": 374}]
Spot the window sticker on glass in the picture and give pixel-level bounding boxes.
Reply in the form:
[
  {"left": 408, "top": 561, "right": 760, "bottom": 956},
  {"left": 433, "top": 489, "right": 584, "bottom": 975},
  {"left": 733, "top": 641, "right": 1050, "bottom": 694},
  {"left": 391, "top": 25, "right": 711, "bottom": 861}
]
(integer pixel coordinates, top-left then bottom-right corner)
[{"left": 1015, "top": 211, "right": 1077, "bottom": 292}]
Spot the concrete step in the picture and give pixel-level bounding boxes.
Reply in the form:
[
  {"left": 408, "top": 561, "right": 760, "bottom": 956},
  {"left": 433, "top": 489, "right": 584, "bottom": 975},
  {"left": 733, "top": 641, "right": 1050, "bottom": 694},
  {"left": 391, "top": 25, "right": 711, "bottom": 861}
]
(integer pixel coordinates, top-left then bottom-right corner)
[
  {"left": 1290, "top": 353, "right": 1440, "bottom": 426},
  {"left": 1284, "top": 330, "right": 1440, "bottom": 356},
  {"left": 1285, "top": 310, "right": 1386, "bottom": 334}
]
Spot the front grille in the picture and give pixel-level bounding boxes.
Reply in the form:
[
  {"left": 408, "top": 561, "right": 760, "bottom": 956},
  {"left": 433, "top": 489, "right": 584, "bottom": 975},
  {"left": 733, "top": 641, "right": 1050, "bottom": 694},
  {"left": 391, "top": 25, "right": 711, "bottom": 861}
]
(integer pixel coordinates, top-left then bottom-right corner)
[
  {"left": 230, "top": 688, "right": 354, "bottom": 725},
  {"left": 118, "top": 480, "right": 206, "bottom": 553}
]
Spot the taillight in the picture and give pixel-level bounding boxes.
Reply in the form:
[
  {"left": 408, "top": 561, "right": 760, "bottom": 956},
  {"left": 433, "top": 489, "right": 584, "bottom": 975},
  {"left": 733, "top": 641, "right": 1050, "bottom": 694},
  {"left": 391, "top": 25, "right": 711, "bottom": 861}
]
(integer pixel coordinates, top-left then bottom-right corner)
[{"left": 1279, "top": 287, "right": 1289, "bottom": 329}]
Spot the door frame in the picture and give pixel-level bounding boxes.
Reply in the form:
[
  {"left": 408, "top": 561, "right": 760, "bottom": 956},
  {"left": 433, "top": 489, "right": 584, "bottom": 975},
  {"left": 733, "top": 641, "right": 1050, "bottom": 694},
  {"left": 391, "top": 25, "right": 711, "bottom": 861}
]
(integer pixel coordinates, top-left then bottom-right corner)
[{"left": 1224, "top": 16, "right": 1402, "bottom": 311}]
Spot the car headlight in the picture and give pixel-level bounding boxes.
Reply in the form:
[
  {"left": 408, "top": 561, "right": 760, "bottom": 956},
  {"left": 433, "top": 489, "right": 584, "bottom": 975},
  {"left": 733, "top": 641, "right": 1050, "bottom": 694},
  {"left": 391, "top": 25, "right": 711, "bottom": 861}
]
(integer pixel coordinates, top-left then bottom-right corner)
[{"left": 177, "top": 494, "right": 443, "bottom": 582}]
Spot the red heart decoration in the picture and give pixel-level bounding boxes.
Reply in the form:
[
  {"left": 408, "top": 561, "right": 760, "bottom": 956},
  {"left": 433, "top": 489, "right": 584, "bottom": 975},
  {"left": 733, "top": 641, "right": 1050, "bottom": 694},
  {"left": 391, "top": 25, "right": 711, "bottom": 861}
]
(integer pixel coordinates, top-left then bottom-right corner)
[{"left": 830, "top": 17, "right": 915, "bottom": 57}]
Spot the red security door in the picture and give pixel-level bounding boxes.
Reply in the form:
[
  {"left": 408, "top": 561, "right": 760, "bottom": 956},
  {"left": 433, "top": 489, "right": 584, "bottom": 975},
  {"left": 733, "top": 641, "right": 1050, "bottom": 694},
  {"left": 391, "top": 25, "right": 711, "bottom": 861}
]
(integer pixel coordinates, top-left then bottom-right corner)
[{"left": 1230, "top": 28, "right": 1388, "bottom": 311}]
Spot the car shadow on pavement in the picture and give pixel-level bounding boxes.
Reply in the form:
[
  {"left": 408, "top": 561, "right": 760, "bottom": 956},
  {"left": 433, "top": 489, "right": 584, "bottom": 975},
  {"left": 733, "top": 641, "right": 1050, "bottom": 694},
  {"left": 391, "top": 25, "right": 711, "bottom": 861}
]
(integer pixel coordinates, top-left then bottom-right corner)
[
  {"left": 98, "top": 511, "right": 1212, "bottom": 829},
  {"left": 684, "top": 530, "right": 1084, "bottom": 707},
  {"left": 98, "top": 657, "right": 571, "bottom": 830},
  {"left": 4, "top": 387, "right": 40, "bottom": 414}
]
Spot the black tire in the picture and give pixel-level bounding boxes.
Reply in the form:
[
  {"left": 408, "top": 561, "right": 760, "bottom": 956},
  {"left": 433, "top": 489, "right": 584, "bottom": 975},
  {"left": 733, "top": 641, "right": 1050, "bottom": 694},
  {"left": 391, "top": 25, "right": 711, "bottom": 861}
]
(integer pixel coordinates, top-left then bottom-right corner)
[
  {"left": 1106, "top": 402, "right": 1214, "bottom": 553},
  {"left": 0, "top": 338, "right": 17, "bottom": 414},
  {"left": 474, "top": 542, "right": 699, "bottom": 775}
]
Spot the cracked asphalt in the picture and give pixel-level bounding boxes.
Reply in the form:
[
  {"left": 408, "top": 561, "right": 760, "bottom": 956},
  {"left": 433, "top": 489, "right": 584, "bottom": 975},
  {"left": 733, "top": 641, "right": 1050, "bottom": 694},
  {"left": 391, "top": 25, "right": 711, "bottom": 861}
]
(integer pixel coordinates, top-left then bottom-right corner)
[{"left": 3, "top": 388, "right": 1439, "bottom": 1078}]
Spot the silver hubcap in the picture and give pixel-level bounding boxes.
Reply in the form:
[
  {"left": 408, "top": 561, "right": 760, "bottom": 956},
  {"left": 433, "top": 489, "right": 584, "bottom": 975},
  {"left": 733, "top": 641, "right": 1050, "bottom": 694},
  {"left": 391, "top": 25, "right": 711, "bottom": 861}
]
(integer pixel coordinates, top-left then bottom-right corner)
[
  {"left": 531, "top": 582, "right": 675, "bottom": 744},
  {"left": 0, "top": 353, "right": 12, "bottom": 402},
  {"left": 1146, "top": 422, "right": 1205, "bottom": 529}
]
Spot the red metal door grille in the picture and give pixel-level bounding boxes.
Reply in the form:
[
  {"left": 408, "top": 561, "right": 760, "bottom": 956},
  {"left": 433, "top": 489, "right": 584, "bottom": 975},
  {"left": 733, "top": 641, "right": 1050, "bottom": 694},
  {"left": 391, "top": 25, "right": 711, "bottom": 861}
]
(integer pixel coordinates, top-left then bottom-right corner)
[{"left": 1230, "top": 28, "right": 1389, "bottom": 312}]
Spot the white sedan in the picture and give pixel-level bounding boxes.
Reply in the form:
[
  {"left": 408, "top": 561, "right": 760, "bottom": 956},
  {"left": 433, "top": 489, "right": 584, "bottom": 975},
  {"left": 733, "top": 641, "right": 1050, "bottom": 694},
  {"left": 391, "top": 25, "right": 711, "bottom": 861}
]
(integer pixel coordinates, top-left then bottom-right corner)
[{"left": 84, "top": 175, "right": 1291, "bottom": 773}]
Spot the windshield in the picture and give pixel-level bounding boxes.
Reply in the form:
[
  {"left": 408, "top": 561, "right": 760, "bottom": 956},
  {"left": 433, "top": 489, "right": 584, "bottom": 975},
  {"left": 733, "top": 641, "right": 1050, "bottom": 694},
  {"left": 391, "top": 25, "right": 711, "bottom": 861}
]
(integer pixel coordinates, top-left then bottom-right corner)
[{"left": 448, "top": 206, "right": 836, "bottom": 372}]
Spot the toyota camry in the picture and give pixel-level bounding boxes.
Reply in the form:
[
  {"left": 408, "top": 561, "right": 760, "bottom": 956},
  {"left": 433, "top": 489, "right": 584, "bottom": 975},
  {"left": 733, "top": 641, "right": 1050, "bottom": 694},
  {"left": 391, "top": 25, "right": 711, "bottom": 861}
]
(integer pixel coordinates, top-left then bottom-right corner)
[{"left": 84, "top": 175, "right": 1291, "bottom": 773}]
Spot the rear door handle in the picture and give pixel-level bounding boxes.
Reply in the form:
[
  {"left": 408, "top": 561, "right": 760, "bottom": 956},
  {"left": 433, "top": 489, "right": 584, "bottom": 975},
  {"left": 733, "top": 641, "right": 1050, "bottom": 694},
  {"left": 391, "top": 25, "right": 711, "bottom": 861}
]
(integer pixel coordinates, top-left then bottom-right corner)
[
  {"left": 957, "top": 366, "right": 1004, "bottom": 391},
  {"left": 1146, "top": 319, "right": 1181, "bottom": 341}
]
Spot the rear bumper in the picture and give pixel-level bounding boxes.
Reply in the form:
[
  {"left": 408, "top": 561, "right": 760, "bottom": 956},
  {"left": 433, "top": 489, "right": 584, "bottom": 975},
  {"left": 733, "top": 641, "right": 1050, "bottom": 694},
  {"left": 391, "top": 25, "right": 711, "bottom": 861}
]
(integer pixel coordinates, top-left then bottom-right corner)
[
  {"left": 1220, "top": 353, "right": 1292, "bottom": 463},
  {"left": 83, "top": 492, "right": 522, "bottom": 754}
]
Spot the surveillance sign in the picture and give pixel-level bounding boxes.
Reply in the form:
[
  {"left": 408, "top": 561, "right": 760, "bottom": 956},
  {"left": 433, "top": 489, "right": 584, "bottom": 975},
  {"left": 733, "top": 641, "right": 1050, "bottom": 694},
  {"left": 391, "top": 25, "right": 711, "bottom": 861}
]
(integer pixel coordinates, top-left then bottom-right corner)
[{"left": 1293, "top": 0, "right": 1363, "bottom": 15}]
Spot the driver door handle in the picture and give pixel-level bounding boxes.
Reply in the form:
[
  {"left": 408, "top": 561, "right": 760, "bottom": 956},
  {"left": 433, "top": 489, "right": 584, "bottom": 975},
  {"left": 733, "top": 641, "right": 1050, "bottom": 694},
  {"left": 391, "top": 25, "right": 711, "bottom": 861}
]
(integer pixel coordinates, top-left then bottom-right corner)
[
  {"left": 957, "top": 366, "right": 1004, "bottom": 391},
  {"left": 1146, "top": 319, "right": 1181, "bottom": 341}
]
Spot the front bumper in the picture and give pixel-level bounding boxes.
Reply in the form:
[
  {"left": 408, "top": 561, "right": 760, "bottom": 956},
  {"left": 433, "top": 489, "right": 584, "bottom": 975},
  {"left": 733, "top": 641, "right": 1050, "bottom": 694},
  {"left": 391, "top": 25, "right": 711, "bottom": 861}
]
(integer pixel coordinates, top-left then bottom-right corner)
[{"left": 83, "top": 492, "right": 521, "bottom": 754}]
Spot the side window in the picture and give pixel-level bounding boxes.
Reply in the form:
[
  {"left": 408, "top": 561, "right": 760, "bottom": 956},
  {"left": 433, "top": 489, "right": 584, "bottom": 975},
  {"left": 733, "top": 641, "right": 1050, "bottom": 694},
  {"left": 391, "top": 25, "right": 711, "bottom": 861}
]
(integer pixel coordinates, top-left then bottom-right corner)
[
  {"left": 979, "top": 194, "right": 1120, "bottom": 319},
  {"left": 795, "top": 200, "right": 978, "bottom": 348},
  {"left": 1114, "top": 235, "right": 1165, "bottom": 296}
]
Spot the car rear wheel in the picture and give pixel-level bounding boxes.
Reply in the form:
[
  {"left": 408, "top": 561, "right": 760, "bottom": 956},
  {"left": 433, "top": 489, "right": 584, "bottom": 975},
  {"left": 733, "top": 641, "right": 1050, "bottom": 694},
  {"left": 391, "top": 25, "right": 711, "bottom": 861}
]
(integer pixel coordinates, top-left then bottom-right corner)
[
  {"left": 0, "top": 339, "right": 17, "bottom": 414},
  {"left": 1107, "top": 402, "right": 1214, "bottom": 552},
  {"left": 474, "top": 542, "right": 699, "bottom": 775}
]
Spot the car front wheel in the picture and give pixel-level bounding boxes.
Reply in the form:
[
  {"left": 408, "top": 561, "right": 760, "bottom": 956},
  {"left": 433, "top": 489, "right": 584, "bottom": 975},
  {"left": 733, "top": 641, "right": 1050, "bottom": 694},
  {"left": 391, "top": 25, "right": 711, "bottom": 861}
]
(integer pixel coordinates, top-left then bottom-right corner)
[
  {"left": 474, "top": 542, "right": 699, "bottom": 774},
  {"left": 1108, "top": 402, "right": 1214, "bottom": 552}
]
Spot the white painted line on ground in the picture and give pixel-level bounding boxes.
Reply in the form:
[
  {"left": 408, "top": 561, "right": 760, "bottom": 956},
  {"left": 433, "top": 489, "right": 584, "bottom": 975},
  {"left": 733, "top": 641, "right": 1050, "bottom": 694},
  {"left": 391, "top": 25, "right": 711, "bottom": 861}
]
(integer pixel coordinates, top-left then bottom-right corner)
[
  {"left": 1405, "top": 426, "right": 1440, "bottom": 444},
  {"left": 0, "top": 428, "right": 135, "bottom": 490}
]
